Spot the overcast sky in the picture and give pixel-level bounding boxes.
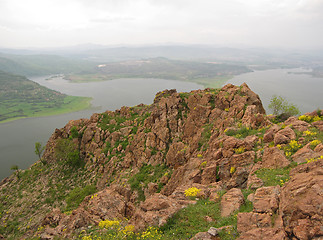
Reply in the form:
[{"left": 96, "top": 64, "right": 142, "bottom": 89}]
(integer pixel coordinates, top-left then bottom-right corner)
[{"left": 0, "top": 0, "right": 322, "bottom": 49}]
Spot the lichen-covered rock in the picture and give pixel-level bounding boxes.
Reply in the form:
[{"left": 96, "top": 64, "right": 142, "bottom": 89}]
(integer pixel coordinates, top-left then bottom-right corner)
[
  {"left": 242, "top": 105, "right": 267, "bottom": 128},
  {"left": 284, "top": 117, "right": 311, "bottom": 132},
  {"left": 161, "top": 158, "right": 203, "bottom": 196},
  {"left": 238, "top": 228, "right": 287, "bottom": 240},
  {"left": 247, "top": 174, "right": 264, "bottom": 190},
  {"left": 280, "top": 160, "right": 323, "bottom": 240},
  {"left": 312, "top": 120, "right": 323, "bottom": 131},
  {"left": 274, "top": 127, "right": 296, "bottom": 145},
  {"left": 221, "top": 188, "right": 244, "bottom": 217},
  {"left": 253, "top": 186, "right": 280, "bottom": 214},
  {"left": 190, "top": 232, "right": 215, "bottom": 240},
  {"left": 227, "top": 166, "right": 252, "bottom": 189},
  {"left": 237, "top": 212, "right": 272, "bottom": 233},
  {"left": 263, "top": 125, "right": 280, "bottom": 143},
  {"left": 201, "top": 163, "right": 218, "bottom": 185},
  {"left": 129, "top": 193, "right": 193, "bottom": 230},
  {"left": 166, "top": 141, "right": 187, "bottom": 167},
  {"left": 261, "top": 146, "right": 290, "bottom": 168},
  {"left": 40, "top": 187, "right": 133, "bottom": 238},
  {"left": 292, "top": 143, "right": 323, "bottom": 163}
]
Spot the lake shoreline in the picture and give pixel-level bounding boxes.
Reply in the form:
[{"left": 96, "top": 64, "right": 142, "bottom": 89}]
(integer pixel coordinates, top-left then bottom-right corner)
[{"left": 0, "top": 96, "right": 93, "bottom": 124}]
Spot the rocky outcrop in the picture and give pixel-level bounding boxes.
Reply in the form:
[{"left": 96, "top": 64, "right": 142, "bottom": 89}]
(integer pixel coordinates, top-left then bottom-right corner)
[
  {"left": 237, "top": 159, "right": 323, "bottom": 240},
  {"left": 40, "top": 186, "right": 133, "bottom": 238}
]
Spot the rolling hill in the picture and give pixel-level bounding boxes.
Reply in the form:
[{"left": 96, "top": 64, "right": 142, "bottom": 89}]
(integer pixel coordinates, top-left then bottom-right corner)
[{"left": 0, "top": 71, "right": 91, "bottom": 122}]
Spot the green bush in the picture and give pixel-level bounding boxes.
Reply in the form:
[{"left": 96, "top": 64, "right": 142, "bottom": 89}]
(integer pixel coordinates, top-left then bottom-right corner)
[
  {"left": 225, "top": 126, "right": 259, "bottom": 139},
  {"left": 55, "top": 139, "right": 83, "bottom": 168},
  {"left": 70, "top": 126, "right": 79, "bottom": 138},
  {"left": 268, "top": 95, "right": 300, "bottom": 116},
  {"left": 128, "top": 164, "right": 169, "bottom": 202},
  {"left": 65, "top": 185, "right": 97, "bottom": 211},
  {"left": 198, "top": 123, "right": 213, "bottom": 151}
]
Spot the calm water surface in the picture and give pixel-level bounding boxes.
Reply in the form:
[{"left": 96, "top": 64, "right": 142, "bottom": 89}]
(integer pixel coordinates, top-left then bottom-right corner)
[
  {"left": 0, "top": 77, "right": 202, "bottom": 179},
  {"left": 228, "top": 68, "right": 323, "bottom": 114}
]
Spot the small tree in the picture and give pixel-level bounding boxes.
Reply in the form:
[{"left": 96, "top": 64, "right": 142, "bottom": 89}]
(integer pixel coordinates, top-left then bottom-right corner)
[
  {"left": 35, "top": 142, "right": 46, "bottom": 164},
  {"left": 10, "top": 164, "right": 20, "bottom": 179},
  {"left": 268, "top": 95, "right": 300, "bottom": 116}
]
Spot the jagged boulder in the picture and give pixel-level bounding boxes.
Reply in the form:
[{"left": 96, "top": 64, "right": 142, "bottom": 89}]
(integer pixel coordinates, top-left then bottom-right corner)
[
  {"left": 237, "top": 212, "right": 272, "bottom": 233},
  {"left": 284, "top": 117, "right": 311, "bottom": 132},
  {"left": 274, "top": 127, "right": 296, "bottom": 145},
  {"left": 161, "top": 158, "right": 203, "bottom": 196},
  {"left": 280, "top": 160, "right": 323, "bottom": 239},
  {"left": 292, "top": 143, "right": 323, "bottom": 163},
  {"left": 263, "top": 125, "right": 280, "bottom": 143},
  {"left": 242, "top": 105, "right": 267, "bottom": 128},
  {"left": 129, "top": 193, "right": 193, "bottom": 230},
  {"left": 261, "top": 146, "right": 290, "bottom": 168},
  {"left": 312, "top": 120, "right": 323, "bottom": 131},
  {"left": 253, "top": 186, "right": 280, "bottom": 214},
  {"left": 221, "top": 188, "right": 244, "bottom": 217},
  {"left": 238, "top": 228, "right": 286, "bottom": 240}
]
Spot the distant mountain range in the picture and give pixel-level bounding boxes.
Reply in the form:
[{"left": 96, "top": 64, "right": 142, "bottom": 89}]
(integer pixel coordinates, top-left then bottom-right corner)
[
  {"left": 2, "top": 45, "right": 323, "bottom": 68},
  {"left": 0, "top": 52, "right": 96, "bottom": 77},
  {"left": 65, "top": 57, "right": 251, "bottom": 88}
]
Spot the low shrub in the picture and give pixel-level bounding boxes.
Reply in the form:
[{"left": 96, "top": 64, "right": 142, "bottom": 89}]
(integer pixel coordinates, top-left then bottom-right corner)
[{"left": 65, "top": 185, "right": 97, "bottom": 211}]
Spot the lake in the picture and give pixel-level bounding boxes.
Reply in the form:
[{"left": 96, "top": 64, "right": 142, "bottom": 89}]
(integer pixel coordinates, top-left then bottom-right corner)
[
  {"left": 0, "top": 77, "right": 202, "bottom": 180},
  {"left": 228, "top": 68, "right": 323, "bottom": 114}
]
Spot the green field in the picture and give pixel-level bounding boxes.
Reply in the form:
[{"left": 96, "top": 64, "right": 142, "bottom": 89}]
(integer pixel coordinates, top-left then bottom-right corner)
[
  {"left": 0, "top": 71, "right": 92, "bottom": 123},
  {"left": 66, "top": 57, "right": 250, "bottom": 88}
]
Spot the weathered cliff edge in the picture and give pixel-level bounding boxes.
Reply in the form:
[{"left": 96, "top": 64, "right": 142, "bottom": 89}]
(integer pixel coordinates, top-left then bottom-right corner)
[{"left": 0, "top": 83, "right": 322, "bottom": 240}]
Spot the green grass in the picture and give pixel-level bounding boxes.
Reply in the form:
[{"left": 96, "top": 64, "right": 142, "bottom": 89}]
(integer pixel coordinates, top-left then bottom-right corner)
[
  {"left": 225, "top": 125, "right": 267, "bottom": 139},
  {"left": 159, "top": 189, "right": 255, "bottom": 239},
  {"left": 0, "top": 95, "right": 92, "bottom": 123},
  {"left": 77, "top": 197, "right": 246, "bottom": 240},
  {"left": 66, "top": 73, "right": 115, "bottom": 83},
  {"left": 65, "top": 185, "right": 97, "bottom": 211},
  {"left": 255, "top": 162, "right": 298, "bottom": 187},
  {"left": 160, "top": 199, "right": 241, "bottom": 239},
  {"left": 0, "top": 158, "right": 99, "bottom": 239},
  {"left": 30, "top": 96, "right": 91, "bottom": 117},
  {"left": 128, "top": 164, "right": 169, "bottom": 202},
  {"left": 198, "top": 123, "right": 213, "bottom": 151}
]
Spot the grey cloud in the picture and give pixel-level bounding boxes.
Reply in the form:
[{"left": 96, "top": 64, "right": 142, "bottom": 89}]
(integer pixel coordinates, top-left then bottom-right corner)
[
  {"left": 0, "top": 0, "right": 322, "bottom": 49},
  {"left": 90, "top": 16, "right": 135, "bottom": 24}
]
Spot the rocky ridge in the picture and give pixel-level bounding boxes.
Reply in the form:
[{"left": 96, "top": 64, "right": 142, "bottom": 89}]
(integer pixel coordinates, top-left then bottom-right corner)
[{"left": 0, "top": 83, "right": 322, "bottom": 240}]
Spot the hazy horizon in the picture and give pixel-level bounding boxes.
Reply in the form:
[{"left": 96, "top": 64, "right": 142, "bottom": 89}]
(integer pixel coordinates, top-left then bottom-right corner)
[{"left": 1, "top": 0, "right": 323, "bottom": 50}]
